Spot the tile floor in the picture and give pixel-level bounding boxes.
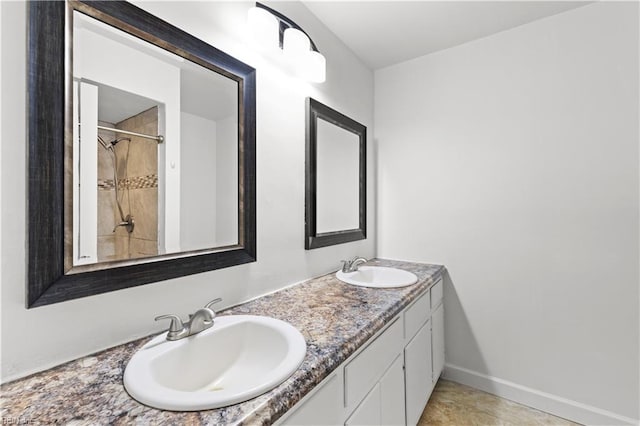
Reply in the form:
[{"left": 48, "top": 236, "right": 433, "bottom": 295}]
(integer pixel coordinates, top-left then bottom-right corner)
[{"left": 418, "top": 380, "right": 581, "bottom": 425}]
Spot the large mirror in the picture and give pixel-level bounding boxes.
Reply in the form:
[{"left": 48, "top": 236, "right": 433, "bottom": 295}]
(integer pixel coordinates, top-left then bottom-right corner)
[
  {"left": 27, "top": 1, "right": 256, "bottom": 307},
  {"left": 305, "top": 98, "right": 366, "bottom": 249}
]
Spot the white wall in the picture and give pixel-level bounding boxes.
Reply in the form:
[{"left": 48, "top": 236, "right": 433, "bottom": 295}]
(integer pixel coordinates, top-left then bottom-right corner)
[
  {"left": 0, "top": 1, "right": 374, "bottom": 381},
  {"left": 376, "top": 2, "right": 639, "bottom": 423}
]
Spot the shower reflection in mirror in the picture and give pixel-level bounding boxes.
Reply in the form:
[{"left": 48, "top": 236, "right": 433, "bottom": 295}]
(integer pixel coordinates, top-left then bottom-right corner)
[
  {"left": 73, "top": 80, "right": 162, "bottom": 264},
  {"left": 72, "top": 10, "right": 239, "bottom": 266}
]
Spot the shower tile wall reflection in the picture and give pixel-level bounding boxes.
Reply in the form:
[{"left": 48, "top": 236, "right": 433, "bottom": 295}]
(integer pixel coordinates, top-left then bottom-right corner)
[{"left": 97, "top": 107, "right": 159, "bottom": 261}]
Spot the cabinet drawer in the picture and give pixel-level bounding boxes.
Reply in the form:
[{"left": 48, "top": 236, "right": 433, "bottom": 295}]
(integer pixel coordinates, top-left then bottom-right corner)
[
  {"left": 431, "top": 279, "right": 443, "bottom": 309},
  {"left": 344, "top": 318, "right": 402, "bottom": 407},
  {"left": 404, "top": 290, "right": 430, "bottom": 341}
]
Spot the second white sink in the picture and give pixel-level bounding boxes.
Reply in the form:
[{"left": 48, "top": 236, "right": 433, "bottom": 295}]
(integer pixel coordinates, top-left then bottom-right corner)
[
  {"left": 336, "top": 266, "right": 418, "bottom": 288},
  {"left": 123, "top": 315, "right": 306, "bottom": 411}
]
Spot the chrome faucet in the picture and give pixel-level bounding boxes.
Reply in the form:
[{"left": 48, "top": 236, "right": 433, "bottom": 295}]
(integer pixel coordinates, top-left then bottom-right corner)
[
  {"left": 341, "top": 256, "right": 368, "bottom": 273},
  {"left": 113, "top": 214, "right": 135, "bottom": 233},
  {"left": 155, "top": 298, "right": 222, "bottom": 341}
]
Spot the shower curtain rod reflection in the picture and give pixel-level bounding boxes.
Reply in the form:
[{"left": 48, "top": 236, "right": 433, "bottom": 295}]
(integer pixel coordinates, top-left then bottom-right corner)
[{"left": 97, "top": 125, "right": 164, "bottom": 143}]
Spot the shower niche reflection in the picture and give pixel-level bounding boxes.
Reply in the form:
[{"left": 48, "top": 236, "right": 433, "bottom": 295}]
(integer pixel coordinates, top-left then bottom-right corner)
[{"left": 72, "top": 11, "right": 239, "bottom": 266}]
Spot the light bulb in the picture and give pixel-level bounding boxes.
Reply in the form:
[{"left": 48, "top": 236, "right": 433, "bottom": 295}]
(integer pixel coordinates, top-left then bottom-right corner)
[
  {"left": 305, "top": 50, "right": 326, "bottom": 83},
  {"left": 283, "top": 27, "right": 310, "bottom": 60},
  {"left": 247, "top": 7, "right": 279, "bottom": 51}
]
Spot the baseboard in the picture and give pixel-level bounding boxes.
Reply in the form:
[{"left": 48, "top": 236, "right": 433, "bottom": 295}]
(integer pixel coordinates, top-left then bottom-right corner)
[{"left": 443, "top": 364, "right": 638, "bottom": 426}]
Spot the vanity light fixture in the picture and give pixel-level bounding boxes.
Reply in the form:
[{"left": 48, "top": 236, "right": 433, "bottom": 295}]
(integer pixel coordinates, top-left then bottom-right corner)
[{"left": 247, "top": 2, "right": 326, "bottom": 83}]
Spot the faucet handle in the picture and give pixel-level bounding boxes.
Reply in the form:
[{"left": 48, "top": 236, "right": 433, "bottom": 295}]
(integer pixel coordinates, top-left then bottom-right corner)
[
  {"left": 154, "top": 314, "right": 185, "bottom": 332},
  {"left": 205, "top": 298, "right": 223, "bottom": 310}
]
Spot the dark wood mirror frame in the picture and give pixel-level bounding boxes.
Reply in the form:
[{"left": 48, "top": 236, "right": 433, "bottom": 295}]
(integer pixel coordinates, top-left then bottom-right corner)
[
  {"left": 27, "top": 0, "right": 256, "bottom": 308},
  {"left": 305, "top": 98, "right": 366, "bottom": 250}
]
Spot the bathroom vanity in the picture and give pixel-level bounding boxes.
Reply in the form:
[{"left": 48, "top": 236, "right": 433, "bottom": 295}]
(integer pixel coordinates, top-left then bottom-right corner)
[
  {"left": 279, "top": 269, "right": 444, "bottom": 425},
  {"left": 1, "top": 259, "right": 444, "bottom": 425}
]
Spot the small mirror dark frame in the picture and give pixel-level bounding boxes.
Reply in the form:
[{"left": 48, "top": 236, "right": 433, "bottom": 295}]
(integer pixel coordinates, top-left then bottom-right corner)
[
  {"left": 27, "top": 0, "right": 256, "bottom": 308},
  {"left": 305, "top": 98, "right": 366, "bottom": 249}
]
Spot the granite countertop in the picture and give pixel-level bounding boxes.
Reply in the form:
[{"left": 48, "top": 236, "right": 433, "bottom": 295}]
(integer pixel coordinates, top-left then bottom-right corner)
[{"left": 1, "top": 259, "right": 444, "bottom": 425}]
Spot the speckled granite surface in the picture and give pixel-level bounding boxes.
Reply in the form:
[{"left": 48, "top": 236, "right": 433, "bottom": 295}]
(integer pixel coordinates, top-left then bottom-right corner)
[{"left": 1, "top": 259, "right": 444, "bottom": 425}]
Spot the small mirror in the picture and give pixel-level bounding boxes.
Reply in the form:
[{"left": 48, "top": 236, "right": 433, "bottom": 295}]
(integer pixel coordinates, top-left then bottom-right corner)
[
  {"left": 27, "top": 1, "right": 256, "bottom": 307},
  {"left": 305, "top": 98, "right": 366, "bottom": 249}
]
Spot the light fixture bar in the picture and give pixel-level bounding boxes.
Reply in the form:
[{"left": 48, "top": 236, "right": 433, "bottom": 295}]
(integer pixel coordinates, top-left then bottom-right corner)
[
  {"left": 255, "top": 2, "right": 320, "bottom": 52},
  {"left": 249, "top": 2, "right": 326, "bottom": 83}
]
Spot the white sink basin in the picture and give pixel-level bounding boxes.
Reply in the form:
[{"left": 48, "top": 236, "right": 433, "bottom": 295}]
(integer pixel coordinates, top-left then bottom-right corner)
[
  {"left": 123, "top": 315, "right": 306, "bottom": 411},
  {"left": 336, "top": 266, "right": 418, "bottom": 288}
]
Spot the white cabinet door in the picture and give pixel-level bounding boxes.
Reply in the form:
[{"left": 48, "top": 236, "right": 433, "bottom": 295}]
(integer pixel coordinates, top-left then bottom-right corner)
[
  {"left": 380, "top": 354, "right": 406, "bottom": 426},
  {"left": 280, "top": 374, "right": 341, "bottom": 425},
  {"left": 432, "top": 303, "right": 445, "bottom": 382},
  {"left": 345, "top": 383, "right": 381, "bottom": 426},
  {"left": 345, "top": 319, "right": 403, "bottom": 408},
  {"left": 404, "top": 320, "right": 432, "bottom": 426}
]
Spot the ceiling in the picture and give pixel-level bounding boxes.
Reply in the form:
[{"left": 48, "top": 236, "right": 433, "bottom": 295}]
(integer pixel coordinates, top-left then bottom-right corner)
[{"left": 302, "top": 1, "right": 590, "bottom": 69}]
